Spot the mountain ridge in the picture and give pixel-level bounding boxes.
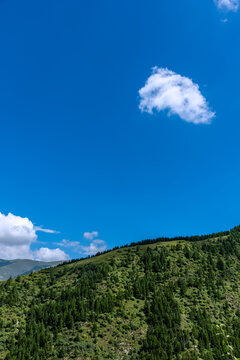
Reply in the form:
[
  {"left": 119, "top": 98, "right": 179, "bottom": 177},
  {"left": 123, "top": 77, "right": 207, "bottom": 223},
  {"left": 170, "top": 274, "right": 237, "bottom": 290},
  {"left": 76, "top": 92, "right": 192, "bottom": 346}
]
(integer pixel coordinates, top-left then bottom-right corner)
[{"left": 0, "top": 259, "right": 63, "bottom": 281}]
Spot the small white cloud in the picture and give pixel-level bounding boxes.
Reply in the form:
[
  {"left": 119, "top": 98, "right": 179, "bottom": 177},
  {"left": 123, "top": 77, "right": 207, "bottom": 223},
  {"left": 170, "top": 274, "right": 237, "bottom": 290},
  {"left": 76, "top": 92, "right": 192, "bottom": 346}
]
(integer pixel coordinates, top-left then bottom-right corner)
[
  {"left": 55, "top": 239, "right": 80, "bottom": 247},
  {"left": 35, "top": 226, "right": 59, "bottom": 234},
  {"left": 34, "top": 247, "right": 69, "bottom": 262},
  {"left": 139, "top": 67, "right": 215, "bottom": 125},
  {"left": 215, "top": 0, "right": 239, "bottom": 11},
  {"left": 83, "top": 231, "right": 99, "bottom": 241},
  {"left": 92, "top": 239, "right": 105, "bottom": 245},
  {"left": 79, "top": 239, "right": 107, "bottom": 256}
]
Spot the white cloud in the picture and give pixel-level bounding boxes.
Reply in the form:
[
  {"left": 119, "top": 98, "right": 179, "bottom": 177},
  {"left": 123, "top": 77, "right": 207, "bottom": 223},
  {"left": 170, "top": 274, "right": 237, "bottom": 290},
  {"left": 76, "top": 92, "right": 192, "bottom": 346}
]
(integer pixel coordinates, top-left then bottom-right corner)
[
  {"left": 79, "top": 239, "right": 107, "bottom": 256},
  {"left": 83, "top": 231, "right": 99, "bottom": 241},
  {"left": 55, "top": 236, "right": 107, "bottom": 256},
  {"left": 35, "top": 226, "right": 59, "bottom": 234},
  {"left": 55, "top": 239, "right": 80, "bottom": 247},
  {"left": 80, "top": 231, "right": 106, "bottom": 255},
  {"left": 0, "top": 212, "right": 36, "bottom": 259},
  {"left": 35, "top": 230, "right": 107, "bottom": 258},
  {"left": 34, "top": 247, "right": 69, "bottom": 262},
  {"left": 0, "top": 212, "right": 69, "bottom": 261},
  {"left": 215, "top": 0, "right": 239, "bottom": 11},
  {"left": 139, "top": 67, "right": 215, "bottom": 125}
]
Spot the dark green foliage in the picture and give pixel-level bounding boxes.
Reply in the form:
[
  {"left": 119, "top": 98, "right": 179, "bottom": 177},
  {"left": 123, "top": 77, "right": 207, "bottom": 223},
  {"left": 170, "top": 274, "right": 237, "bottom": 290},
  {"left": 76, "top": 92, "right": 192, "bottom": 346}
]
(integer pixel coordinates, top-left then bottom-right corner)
[{"left": 140, "top": 290, "right": 189, "bottom": 359}]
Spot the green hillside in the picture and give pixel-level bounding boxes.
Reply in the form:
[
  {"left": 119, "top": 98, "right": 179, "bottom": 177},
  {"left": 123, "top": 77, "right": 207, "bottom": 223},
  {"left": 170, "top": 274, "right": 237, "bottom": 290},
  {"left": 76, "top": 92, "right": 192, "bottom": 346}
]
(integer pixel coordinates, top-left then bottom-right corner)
[
  {"left": 1, "top": 227, "right": 240, "bottom": 359},
  {"left": 0, "top": 259, "right": 63, "bottom": 281}
]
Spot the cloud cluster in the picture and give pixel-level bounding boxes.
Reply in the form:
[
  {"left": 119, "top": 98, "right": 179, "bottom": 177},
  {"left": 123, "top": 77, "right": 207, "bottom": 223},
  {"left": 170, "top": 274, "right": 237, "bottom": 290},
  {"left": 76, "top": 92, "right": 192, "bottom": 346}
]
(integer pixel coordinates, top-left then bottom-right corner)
[
  {"left": 0, "top": 212, "right": 68, "bottom": 261},
  {"left": 214, "top": 0, "right": 239, "bottom": 11},
  {"left": 0, "top": 212, "right": 106, "bottom": 260},
  {"left": 139, "top": 67, "right": 215, "bottom": 125},
  {"left": 81, "top": 231, "right": 106, "bottom": 255},
  {"left": 57, "top": 232, "right": 107, "bottom": 256},
  {"left": 80, "top": 239, "right": 107, "bottom": 256},
  {"left": 34, "top": 247, "right": 69, "bottom": 262}
]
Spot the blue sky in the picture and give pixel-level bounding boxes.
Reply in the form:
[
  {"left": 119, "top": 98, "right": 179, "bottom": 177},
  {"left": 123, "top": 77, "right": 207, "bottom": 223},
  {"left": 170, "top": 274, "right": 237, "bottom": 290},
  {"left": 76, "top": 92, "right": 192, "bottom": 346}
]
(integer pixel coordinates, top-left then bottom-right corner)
[{"left": 0, "top": 0, "right": 239, "bottom": 260}]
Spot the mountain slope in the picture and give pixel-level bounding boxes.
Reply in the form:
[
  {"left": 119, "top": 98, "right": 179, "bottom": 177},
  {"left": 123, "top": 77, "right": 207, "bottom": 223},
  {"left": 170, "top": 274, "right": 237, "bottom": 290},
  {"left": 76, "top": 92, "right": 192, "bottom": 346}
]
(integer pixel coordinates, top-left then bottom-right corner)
[
  {"left": 0, "top": 259, "right": 63, "bottom": 281},
  {"left": 1, "top": 227, "right": 240, "bottom": 359}
]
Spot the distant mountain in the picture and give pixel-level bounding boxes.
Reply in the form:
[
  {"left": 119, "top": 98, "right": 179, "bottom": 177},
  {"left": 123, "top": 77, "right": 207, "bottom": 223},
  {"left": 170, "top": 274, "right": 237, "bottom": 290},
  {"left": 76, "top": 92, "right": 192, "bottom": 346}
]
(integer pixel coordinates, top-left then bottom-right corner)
[{"left": 0, "top": 259, "right": 63, "bottom": 280}]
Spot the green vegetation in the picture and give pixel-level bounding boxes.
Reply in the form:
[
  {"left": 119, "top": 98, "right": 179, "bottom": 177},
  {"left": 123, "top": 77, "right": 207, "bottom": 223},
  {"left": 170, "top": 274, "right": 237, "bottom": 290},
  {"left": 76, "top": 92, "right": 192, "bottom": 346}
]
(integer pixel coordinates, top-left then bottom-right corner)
[{"left": 1, "top": 226, "right": 240, "bottom": 359}]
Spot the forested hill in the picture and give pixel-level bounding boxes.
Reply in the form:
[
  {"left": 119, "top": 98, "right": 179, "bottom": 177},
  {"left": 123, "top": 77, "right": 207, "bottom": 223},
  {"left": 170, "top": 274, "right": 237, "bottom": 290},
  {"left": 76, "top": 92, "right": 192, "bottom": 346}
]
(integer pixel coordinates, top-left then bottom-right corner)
[{"left": 1, "top": 227, "right": 240, "bottom": 359}]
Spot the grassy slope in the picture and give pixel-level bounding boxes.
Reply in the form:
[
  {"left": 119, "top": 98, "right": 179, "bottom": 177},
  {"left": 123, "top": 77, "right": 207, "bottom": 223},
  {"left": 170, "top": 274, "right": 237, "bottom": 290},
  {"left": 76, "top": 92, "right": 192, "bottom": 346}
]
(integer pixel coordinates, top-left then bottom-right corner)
[{"left": 0, "top": 230, "right": 240, "bottom": 359}]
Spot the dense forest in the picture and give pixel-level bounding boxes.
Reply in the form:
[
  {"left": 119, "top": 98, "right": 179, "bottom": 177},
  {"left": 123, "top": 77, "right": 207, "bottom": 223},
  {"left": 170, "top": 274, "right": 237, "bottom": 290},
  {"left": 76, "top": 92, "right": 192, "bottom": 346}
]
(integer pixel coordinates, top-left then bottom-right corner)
[{"left": 1, "top": 226, "right": 240, "bottom": 359}]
